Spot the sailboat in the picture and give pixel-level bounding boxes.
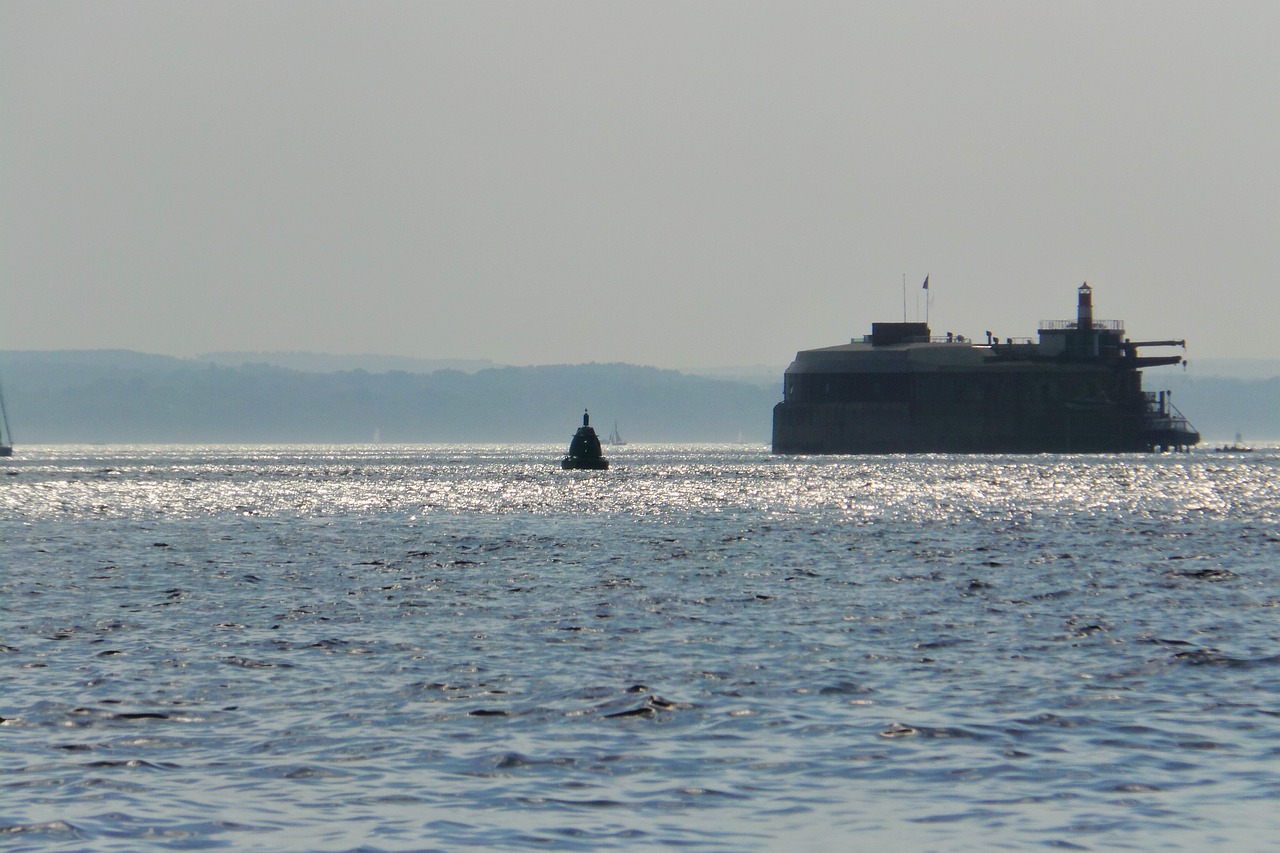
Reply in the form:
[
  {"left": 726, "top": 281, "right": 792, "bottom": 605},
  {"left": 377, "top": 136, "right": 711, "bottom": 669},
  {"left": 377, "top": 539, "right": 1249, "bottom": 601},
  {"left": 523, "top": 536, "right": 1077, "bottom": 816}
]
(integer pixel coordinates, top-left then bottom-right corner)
[
  {"left": 0, "top": 374, "right": 13, "bottom": 457},
  {"left": 608, "top": 420, "right": 626, "bottom": 446}
]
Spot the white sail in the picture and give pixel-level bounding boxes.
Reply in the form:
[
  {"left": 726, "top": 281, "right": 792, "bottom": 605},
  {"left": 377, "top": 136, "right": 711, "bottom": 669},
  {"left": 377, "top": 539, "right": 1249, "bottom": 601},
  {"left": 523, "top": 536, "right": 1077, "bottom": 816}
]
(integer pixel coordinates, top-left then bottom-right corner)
[{"left": 0, "top": 374, "right": 13, "bottom": 456}]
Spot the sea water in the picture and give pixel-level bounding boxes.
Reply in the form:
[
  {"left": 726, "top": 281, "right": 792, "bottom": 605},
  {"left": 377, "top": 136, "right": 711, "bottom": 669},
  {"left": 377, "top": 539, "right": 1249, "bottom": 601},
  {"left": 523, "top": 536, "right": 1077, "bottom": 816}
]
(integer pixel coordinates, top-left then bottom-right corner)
[{"left": 2, "top": 445, "right": 1279, "bottom": 851}]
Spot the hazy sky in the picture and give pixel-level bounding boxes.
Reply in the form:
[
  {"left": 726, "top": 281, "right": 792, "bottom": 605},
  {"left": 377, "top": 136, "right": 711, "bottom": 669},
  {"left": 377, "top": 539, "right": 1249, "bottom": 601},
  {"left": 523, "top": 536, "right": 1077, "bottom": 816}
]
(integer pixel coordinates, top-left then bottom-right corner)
[{"left": 4, "top": 1, "right": 1277, "bottom": 369}]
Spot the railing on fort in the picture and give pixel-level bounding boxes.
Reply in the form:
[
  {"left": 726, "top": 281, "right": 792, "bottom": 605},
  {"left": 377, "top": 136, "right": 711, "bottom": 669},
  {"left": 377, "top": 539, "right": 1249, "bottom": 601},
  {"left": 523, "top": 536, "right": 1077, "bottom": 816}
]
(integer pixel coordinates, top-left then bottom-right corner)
[{"left": 1039, "top": 319, "right": 1125, "bottom": 331}]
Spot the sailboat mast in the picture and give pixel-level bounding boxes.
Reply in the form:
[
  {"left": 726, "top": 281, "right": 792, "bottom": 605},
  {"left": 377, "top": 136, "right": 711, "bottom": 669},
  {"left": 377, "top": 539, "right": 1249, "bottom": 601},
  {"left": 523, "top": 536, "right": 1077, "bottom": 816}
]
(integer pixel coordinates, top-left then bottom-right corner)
[{"left": 0, "top": 379, "right": 12, "bottom": 449}]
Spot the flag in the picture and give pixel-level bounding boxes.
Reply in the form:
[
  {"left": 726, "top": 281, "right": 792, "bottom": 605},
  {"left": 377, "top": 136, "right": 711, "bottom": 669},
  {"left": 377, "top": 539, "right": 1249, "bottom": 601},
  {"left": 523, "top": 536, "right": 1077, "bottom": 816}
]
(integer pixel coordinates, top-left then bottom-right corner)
[{"left": 922, "top": 275, "right": 929, "bottom": 290}]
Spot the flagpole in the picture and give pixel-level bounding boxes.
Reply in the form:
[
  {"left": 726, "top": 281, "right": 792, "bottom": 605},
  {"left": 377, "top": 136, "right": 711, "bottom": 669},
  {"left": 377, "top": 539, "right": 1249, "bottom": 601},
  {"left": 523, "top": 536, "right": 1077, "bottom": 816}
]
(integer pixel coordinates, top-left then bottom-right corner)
[{"left": 902, "top": 274, "right": 906, "bottom": 322}]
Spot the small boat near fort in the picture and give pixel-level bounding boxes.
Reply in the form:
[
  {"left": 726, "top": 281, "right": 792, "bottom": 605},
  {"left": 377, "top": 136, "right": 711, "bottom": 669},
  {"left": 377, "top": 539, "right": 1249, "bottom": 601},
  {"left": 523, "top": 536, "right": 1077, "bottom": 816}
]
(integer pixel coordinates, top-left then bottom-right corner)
[
  {"left": 1216, "top": 433, "right": 1253, "bottom": 453},
  {"left": 562, "top": 410, "right": 609, "bottom": 470}
]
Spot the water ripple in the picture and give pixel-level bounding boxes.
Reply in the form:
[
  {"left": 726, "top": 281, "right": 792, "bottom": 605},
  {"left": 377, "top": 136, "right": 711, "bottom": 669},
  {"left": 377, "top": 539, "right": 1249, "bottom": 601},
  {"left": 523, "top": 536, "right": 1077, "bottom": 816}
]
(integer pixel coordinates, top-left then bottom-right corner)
[{"left": 3, "top": 445, "right": 1279, "bottom": 850}]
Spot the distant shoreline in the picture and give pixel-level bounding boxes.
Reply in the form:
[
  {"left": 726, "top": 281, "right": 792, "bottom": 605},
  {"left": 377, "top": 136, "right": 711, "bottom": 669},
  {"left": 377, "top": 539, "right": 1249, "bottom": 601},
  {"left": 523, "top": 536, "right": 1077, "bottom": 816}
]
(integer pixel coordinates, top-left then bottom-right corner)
[{"left": 0, "top": 350, "right": 1275, "bottom": 445}]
